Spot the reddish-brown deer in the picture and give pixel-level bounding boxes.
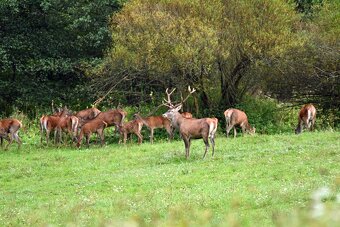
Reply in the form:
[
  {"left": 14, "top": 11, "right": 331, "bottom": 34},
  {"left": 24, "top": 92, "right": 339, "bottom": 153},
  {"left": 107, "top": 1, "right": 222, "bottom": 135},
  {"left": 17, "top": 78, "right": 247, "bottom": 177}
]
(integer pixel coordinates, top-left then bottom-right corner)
[
  {"left": 56, "top": 116, "right": 79, "bottom": 143},
  {"left": 181, "top": 112, "right": 193, "bottom": 118},
  {"left": 133, "top": 113, "right": 173, "bottom": 144},
  {"left": 118, "top": 119, "right": 143, "bottom": 145},
  {"left": 75, "top": 107, "right": 101, "bottom": 127},
  {"left": 224, "top": 108, "right": 255, "bottom": 138},
  {"left": 162, "top": 87, "right": 218, "bottom": 159},
  {"left": 95, "top": 109, "right": 127, "bottom": 135},
  {"left": 0, "top": 118, "right": 22, "bottom": 150},
  {"left": 295, "top": 104, "right": 316, "bottom": 134},
  {"left": 77, "top": 118, "right": 108, "bottom": 148}
]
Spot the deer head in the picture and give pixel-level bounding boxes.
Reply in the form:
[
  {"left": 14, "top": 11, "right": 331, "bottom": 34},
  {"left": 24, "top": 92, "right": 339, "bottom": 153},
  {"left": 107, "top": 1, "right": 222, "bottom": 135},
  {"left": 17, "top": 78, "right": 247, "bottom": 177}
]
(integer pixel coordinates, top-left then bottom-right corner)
[{"left": 162, "top": 86, "right": 196, "bottom": 121}]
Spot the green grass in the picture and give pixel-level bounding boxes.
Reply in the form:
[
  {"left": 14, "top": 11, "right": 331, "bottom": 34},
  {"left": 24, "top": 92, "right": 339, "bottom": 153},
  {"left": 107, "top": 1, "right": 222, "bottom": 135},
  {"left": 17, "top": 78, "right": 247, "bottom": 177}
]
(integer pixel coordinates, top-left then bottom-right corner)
[{"left": 0, "top": 131, "right": 339, "bottom": 226}]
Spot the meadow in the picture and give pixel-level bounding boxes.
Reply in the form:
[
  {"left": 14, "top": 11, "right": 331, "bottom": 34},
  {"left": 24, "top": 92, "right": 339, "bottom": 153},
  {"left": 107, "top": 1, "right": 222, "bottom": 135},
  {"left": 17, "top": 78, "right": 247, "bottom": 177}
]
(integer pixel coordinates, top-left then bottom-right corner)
[{"left": 0, "top": 130, "right": 339, "bottom": 226}]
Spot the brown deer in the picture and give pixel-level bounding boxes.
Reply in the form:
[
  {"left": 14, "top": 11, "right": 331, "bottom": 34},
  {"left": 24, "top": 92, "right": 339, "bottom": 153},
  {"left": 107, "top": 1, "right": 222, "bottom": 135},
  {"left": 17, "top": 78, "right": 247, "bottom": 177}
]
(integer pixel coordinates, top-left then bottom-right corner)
[
  {"left": 0, "top": 118, "right": 22, "bottom": 150},
  {"left": 77, "top": 118, "right": 108, "bottom": 148},
  {"left": 224, "top": 108, "right": 255, "bottom": 138},
  {"left": 162, "top": 87, "right": 218, "bottom": 159},
  {"left": 133, "top": 113, "right": 173, "bottom": 144},
  {"left": 181, "top": 112, "right": 193, "bottom": 118},
  {"left": 56, "top": 116, "right": 79, "bottom": 143},
  {"left": 118, "top": 119, "right": 143, "bottom": 145},
  {"left": 75, "top": 107, "right": 101, "bottom": 127},
  {"left": 295, "top": 104, "right": 316, "bottom": 134},
  {"left": 40, "top": 106, "right": 71, "bottom": 144},
  {"left": 95, "top": 109, "right": 127, "bottom": 133}
]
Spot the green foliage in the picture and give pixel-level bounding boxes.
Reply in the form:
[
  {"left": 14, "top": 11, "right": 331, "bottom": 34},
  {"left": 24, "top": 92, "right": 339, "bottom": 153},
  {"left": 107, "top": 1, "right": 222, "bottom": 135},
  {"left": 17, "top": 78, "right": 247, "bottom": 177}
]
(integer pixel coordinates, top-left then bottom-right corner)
[
  {"left": 97, "top": 0, "right": 303, "bottom": 109},
  {"left": 0, "top": 132, "right": 339, "bottom": 226},
  {"left": 0, "top": 0, "right": 125, "bottom": 117}
]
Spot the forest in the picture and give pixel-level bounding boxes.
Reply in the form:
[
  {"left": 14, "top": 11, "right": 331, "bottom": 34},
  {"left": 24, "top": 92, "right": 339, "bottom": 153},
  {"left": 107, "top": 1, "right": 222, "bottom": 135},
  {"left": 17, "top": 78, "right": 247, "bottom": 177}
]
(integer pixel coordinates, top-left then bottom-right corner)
[{"left": 0, "top": 0, "right": 339, "bottom": 129}]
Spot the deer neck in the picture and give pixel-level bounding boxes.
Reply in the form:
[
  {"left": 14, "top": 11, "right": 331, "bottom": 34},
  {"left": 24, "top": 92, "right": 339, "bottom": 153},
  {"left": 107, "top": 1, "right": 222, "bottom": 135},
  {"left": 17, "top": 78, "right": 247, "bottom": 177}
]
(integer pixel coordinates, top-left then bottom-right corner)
[{"left": 171, "top": 112, "right": 184, "bottom": 129}]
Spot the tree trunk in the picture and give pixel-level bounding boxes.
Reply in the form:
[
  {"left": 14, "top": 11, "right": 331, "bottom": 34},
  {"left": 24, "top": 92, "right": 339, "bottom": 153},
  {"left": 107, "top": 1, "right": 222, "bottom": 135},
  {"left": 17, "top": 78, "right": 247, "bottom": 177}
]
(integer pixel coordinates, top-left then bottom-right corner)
[{"left": 219, "top": 57, "right": 250, "bottom": 108}]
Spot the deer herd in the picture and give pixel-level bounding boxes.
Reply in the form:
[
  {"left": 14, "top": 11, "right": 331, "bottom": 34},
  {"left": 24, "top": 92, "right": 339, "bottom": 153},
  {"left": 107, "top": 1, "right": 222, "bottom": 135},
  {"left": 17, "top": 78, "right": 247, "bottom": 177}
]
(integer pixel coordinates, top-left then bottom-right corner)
[{"left": 0, "top": 87, "right": 317, "bottom": 159}]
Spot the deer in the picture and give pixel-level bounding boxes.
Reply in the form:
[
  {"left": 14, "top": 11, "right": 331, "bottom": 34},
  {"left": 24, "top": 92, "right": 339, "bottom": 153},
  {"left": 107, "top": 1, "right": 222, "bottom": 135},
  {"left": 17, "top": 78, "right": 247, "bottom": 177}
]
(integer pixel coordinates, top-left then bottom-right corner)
[
  {"left": 56, "top": 115, "right": 79, "bottom": 144},
  {"left": 75, "top": 107, "right": 101, "bottom": 127},
  {"left": 133, "top": 113, "right": 173, "bottom": 144},
  {"left": 77, "top": 118, "right": 108, "bottom": 148},
  {"left": 117, "top": 119, "right": 144, "bottom": 145},
  {"left": 95, "top": 109, "right": 127, "bottom": 134},
  {"left": 0, "top": 118, "right": 22, "bottom": 150},
  {"left": 295, "top": 104, "right": 316, "bottom": 134},
  {"left": 224, "top": 108, "right": 255, "bottom": 138},
  {"left": 162, "top": 87, "right": 218, "bottom": 159},
  {"left": 40, "top": 106, "right": 72, "bottom": 144},
  {"left": 181, "top": 112, "right": 193, "bottom": 118}
]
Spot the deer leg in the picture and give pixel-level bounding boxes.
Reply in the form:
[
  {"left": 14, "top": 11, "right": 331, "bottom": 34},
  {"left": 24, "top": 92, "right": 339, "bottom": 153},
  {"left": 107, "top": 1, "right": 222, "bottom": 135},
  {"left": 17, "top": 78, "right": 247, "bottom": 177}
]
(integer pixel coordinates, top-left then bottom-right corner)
[
  {"left": 150, "top": 128, "right": 154, "bottom": 144},
  {"left": 40, "top": 126, "right": 44, "bottom": 144},
  {"left": 85, "top": 133, "right": 90, "bottom": 148},
  {"left": 241, "top": 126, "right": 246, "bottom": 136},
  {"left": 13, "top": 132, "right": 22, "bottom": 149},
  {"left": 98, "top": 129, "right": 105, "bottom": 147},
  {"left": 46, "top": 129, "right": 50, "bottom": 145},
  {"left": 4, "top": 134, "right": 13, "bottom": 150},
  {"left": 226, "top": 124, "right": 233, "bottom": 138},
  {"left": 136, "top": 132, "right": 143, "bottom": 145},
  {"left": 54, "top": 129, "right": 58, "bottom": 144},
  {"left": 233, "top": 127, "right": 237, "bottom": 138},
  {"left": 0, "top": 136, "right": 3, "bottom": 148},
  {"left": 124, "top": 132, "right": 128, "bottom": 144},
  {"left": 210, "top": 136, "right": 215, "bottom": 157},
  {"left": 183, "top": 135, "right": 190, "bottom": 159},
  {"left": 203, "top": 136, "right": 210, "bottom": 159},
  {"left": 311, "top": 118, "right": 316, "bottom": 131}
]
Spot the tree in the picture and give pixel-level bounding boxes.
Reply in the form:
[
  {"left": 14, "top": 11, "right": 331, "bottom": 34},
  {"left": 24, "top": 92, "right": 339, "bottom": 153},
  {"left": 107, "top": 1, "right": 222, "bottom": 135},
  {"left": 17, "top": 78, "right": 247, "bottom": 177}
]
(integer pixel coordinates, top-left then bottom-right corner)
[
  {"left": 0, "top": 0, "right": 124, "bottom": 116},
  {"left": 98, "top": 0, "right": 303, "bottom": 112}
]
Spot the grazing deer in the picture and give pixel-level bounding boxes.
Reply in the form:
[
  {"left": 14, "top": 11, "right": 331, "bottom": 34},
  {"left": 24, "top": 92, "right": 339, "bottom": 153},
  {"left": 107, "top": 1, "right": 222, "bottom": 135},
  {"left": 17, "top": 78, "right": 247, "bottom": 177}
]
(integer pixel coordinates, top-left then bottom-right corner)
[
  {"left": 75, "top": 107, "right": 101, "bottom": 127},
  {"left": 224, "top": 108, "right": 255, "bottom": 138},
  {"left": 162, "top": 87, "right": 218, "bottom": 159},
  {"left": 0, "top": 118, "right": 22, "bottom": 150},
  {"left": 77, "top": 118, "right": 108, "bottom": 148},
  {"left": 133, "top": 113, "right": 173, "bottom": 144},
  {"left": 40, "top": 106, "right": 71, "bottom": 144},
  {"left": 295, "top": 104, "right": 316, "bottom": 134},
  {"left": 118, "top": 119, "right": 143, "bottom": 145}
]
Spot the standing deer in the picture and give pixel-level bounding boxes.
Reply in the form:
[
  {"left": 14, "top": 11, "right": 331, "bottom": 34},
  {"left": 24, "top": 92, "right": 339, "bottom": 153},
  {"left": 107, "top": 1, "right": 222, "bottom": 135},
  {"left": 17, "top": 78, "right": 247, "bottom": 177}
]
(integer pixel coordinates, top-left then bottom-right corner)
[
  {"left": 224, "top": 108, "right": 255, "bottom": 138},
  {"left": 295, "top": 104, "right": 316, "bottom": 134},
  {"left": 133, "top": 113, "right": 173, "bottom": 144},
  {"left": 0, "top": 118, "right": 22, "bottom": 150},
  {"left": 118, "top": 119, "right": 144, "bottom": 145},
  {"left": 40, "top": 106, "right": 71, "bottom": 144},
  {"left": 75, "top": 107, "right": 101, "bottom": 127},
  {"left": 162, "top": 87, "right": 218, "bottom": 159},
  {"left": 95, "top": 109, "right": 127, "bottom": 133},
  {"left": 56, "top": 116, "right": 79, "bottom": 144},
  {"left": 77, "top": 118, "right": 108, "bottom": 148}
]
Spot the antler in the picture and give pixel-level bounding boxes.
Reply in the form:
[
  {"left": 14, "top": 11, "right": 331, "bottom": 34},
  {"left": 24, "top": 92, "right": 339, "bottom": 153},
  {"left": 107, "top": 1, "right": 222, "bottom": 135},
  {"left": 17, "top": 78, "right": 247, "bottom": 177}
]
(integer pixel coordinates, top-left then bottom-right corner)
[
  {"left": 162, "top": 88, "right": 176, "bottom": 108},
  {"left": 174, "top": 86, "right": 196, "bottom": 108}
]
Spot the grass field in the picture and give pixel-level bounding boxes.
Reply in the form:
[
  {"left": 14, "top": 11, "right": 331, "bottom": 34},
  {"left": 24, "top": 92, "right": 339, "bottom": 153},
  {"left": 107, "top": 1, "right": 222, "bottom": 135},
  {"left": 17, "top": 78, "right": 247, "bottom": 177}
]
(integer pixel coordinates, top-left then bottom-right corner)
[{"left": 0, "top": 131, "right": 339, "bottom": 226}]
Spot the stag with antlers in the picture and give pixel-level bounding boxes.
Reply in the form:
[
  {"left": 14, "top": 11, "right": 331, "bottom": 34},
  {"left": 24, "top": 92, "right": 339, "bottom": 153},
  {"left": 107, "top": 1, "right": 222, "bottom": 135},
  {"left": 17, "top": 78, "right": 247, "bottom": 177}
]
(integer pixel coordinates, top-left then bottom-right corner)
[{"left": 162, "top": 87, "right": 218, "bottom": 159}]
